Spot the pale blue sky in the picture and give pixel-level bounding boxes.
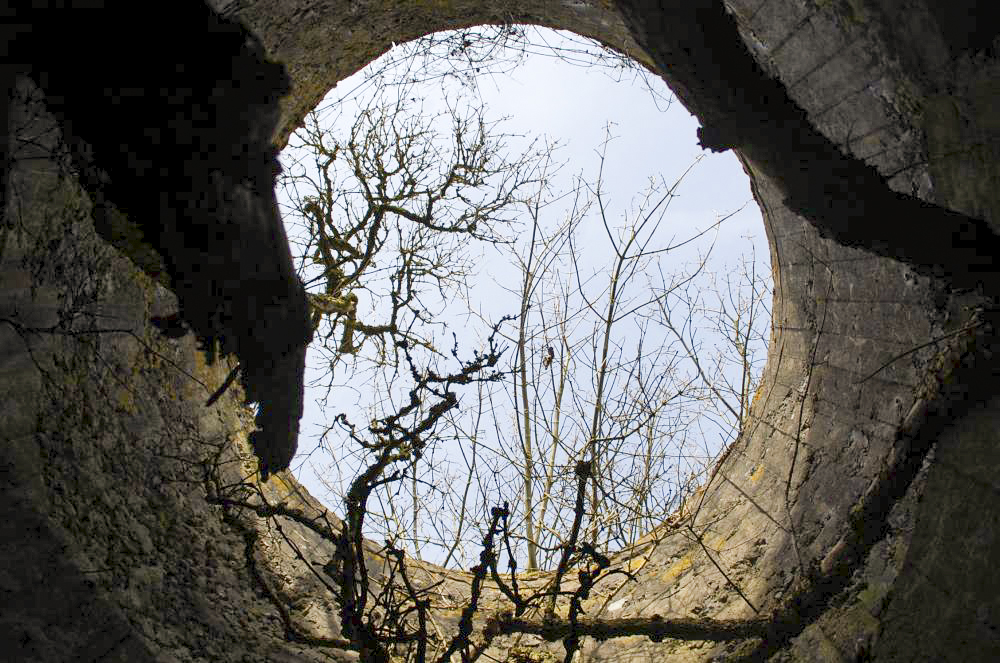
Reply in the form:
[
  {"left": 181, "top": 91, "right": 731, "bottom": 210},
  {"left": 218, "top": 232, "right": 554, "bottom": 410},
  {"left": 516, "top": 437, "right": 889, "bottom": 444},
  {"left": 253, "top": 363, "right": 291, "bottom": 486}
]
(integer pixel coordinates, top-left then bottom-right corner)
[{"left": 277, "top": 28, "right": 768, "bottom": 562}]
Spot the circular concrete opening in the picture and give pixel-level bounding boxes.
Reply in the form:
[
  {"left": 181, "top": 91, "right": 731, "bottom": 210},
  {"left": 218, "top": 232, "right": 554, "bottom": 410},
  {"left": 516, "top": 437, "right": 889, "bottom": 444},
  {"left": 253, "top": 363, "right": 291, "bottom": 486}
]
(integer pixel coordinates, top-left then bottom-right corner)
[{"left": 275, "top": 26, "right": 772, "bottom": 572}]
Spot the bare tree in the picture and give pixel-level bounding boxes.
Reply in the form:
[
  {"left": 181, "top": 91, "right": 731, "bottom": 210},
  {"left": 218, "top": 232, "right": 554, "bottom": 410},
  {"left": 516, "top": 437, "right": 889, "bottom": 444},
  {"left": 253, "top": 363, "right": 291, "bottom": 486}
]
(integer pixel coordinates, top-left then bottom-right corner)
[
  {"left": 277, "top": 21, "right": 770, "bottom": 579},
  {"left": 652, "top": 240, "right": 772, "bottom": 456},
  {"left": 278, "top": 59, "right": 563, "bottom": 562},
  {"left": 478, "top": 129, "right": 770, "bottom": 570},
  {"left": 280, "top": 84, "right": 545, "bottom": 366},
  {"left": 187, "top": 24, "right": 786, "bottom": 663},
  {"left": 277, "top": 23, "right": 772, "bottom": 573}
]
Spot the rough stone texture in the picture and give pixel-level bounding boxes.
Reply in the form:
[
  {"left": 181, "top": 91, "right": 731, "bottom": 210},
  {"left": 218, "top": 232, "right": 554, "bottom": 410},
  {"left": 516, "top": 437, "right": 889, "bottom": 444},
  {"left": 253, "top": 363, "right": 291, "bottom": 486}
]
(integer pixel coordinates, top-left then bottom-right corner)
[
  {"left": 3, "top": 1, "right": 1000, "bottom": 662},
  {"left": 1, "top": 84, "right": 341, "bottom": 663},
  {"left": 208, "top": 0, "right": 653, "bottom": 147}
]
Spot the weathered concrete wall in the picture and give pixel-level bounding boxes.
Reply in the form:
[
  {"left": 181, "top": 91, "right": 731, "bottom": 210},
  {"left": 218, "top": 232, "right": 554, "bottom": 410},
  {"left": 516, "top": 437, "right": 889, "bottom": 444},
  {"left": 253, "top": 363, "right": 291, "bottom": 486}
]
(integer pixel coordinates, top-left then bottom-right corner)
[
  {"left": 0, "top": 83, "right": 339, "bottom": 663},
  {"left": 208, "top": 0, "right": 653, "bottom": 146},
  {"left": 2, "top": 1, "right": 998, "bottom": 661}
]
